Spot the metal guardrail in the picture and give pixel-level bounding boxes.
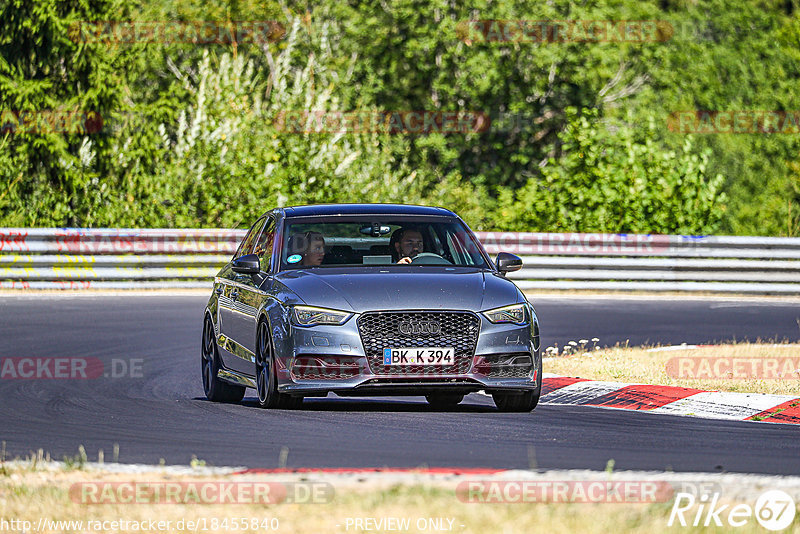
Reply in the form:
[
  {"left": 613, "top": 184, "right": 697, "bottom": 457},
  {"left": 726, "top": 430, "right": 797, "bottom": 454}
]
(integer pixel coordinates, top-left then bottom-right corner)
[
  {"left": 0, "top": 228, "right": 241, "bottom": 289},
  {"left": 478, "top": 232, "right": 800, "bottom": 293},
  {"left": 1, "top": 228, "right": 799, "bottom": 293}
]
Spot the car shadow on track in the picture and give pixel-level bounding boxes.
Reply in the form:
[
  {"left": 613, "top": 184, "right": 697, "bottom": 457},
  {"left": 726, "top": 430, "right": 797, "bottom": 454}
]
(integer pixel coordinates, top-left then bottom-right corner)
[{"left": 232, "top": 395, "right": 498, "bottom": 413}]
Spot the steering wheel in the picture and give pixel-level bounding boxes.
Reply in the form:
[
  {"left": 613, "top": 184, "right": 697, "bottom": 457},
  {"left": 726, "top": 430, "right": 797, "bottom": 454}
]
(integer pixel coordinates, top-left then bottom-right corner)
[{"left": 410, "top": 252, "right": 452, "bottom": 265}]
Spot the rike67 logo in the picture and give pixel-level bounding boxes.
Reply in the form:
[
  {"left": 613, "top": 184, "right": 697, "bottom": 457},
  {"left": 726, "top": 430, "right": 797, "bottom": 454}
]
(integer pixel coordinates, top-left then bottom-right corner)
[{"left": 669, "top": 490, "right": 796, "bottom": 531}]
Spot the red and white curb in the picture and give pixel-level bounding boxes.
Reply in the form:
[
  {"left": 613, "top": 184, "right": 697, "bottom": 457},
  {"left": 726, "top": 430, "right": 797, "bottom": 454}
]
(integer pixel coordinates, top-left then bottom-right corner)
[{"left": 540, "top": 373, "right": 800, "bottom": 425}]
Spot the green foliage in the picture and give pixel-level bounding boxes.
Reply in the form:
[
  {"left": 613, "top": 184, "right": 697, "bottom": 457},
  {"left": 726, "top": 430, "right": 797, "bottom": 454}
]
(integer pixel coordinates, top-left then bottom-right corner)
[
  {"left": 93, "top": 14, "right": 492, "bottom": 229},
  {"left": 0, "top": 0, "right": 135, "bottom": 226},
  {"left": 3, "top": 0, "right": 797, "bottom": 235},
  {"left": 114, "top": 20, "right": 427, "bottom": 227},
  {"left": 498, "top": 108, "right": 725, "bottom": 233}
]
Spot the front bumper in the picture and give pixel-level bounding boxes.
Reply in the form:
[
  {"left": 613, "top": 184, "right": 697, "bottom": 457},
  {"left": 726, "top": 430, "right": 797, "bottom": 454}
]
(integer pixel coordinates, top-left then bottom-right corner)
[{"left": 276, "top": 312, "right": 540, "bottom": 397}]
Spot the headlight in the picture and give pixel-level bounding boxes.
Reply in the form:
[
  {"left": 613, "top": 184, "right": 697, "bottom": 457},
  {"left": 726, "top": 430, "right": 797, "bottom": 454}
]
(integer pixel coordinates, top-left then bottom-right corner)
[
  {"left": 482, "top": 303, "right": 528, "bottom": 325},
  {"left": 292, "top": 306, "right": 353, "bottom": 326}
]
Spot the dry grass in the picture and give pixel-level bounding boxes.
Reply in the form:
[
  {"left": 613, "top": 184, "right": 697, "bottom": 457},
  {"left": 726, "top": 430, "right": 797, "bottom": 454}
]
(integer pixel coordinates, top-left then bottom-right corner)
[
  {"left": 545, "top": 343, "right": 800, "bottom": 395},
  {"left": 1, "top": 464, "right": 798, "bottom": 533}
]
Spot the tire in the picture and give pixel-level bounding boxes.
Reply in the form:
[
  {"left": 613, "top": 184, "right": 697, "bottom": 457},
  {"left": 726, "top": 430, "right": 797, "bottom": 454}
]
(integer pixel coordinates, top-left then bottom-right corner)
[
  {"left": 425, "top": 393, "right": 464, "bottom": 408},
  {"left": 255, "top": 320, "right": 302, "bottom": 409},
  {"left": 202, "top": 315, "right": 245, "bottom": 403},
  {"left": 493, "top": 351, "right": 542, "bottom": 413},
  {"left": 492, "top": 391, "right": 538, "bottom": 412}
]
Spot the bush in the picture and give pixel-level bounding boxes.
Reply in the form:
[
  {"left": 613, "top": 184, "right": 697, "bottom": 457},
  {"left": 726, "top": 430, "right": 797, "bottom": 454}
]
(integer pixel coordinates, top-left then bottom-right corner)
[{"left": 498, "top": 108, "right": 726, "bottom": 234}]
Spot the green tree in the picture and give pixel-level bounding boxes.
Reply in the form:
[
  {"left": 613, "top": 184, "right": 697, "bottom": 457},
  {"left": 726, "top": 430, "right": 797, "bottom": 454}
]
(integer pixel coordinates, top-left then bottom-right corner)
[
  {"left": 118, "top": 16, "right": 492, "bottom": 228},
  {"left": 498, "top": 108, "right": 726, "bottom": 234},
  {"left": 0, "top": 0, "right": 133, "bottom": 226}
]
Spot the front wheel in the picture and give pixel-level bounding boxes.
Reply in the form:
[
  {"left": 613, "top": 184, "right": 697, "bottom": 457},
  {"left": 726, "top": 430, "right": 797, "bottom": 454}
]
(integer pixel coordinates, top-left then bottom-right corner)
[
  {"left": 492, "top": 391, "right": 539, "bottom": 412},
  {"left": 255, "top": 321, "right": 302, "bottom": 409},
  {"left": 202, "top": 316, "right": 245, "bottom": 403},
  {"left": 493, "top": 351, "right": 542, "bottom": 412}
]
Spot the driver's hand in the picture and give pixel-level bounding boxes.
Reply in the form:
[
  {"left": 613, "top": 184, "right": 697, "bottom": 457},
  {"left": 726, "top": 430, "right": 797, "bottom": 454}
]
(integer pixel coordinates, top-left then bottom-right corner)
[{"left": 397, "top": 257, "right": 413, "bottom": 264}]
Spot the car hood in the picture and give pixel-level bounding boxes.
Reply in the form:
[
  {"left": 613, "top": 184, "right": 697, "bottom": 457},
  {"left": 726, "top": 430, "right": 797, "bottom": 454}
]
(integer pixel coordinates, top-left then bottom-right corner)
[{"left": 273, "top": 267, "right": 521, "bottom": 312}]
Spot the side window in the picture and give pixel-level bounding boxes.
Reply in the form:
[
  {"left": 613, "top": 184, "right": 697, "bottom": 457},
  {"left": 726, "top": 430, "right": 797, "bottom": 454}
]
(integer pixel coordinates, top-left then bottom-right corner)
[
  {"left": 254, "top": 218, "right": 276, "bottom": 272},
  {"left": 234, "top": 217, "right": 266, "bottom": 259}
]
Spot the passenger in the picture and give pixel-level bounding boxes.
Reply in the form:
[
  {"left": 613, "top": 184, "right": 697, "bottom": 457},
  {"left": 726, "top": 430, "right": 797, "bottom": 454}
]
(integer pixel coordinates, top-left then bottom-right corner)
[
  {"left": 288, "top": 231, "right": 326, "bottom": 266},
  {"left": 390, "top": 227, "right": 424, "bottom": 264}
]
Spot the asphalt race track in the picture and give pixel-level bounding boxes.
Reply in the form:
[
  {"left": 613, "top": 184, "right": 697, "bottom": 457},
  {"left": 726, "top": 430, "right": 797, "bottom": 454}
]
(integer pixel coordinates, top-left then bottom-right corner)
[
  {"left": 535, "top": 296, "right": 800, "bottom": 348},
  {"left": 1, "top": 294, "right": 799, "bottom": 474}
]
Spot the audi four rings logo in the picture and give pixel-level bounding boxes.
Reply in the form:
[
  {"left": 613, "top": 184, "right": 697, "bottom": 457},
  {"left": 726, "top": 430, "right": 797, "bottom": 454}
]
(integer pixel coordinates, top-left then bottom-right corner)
[{"left": 398, "top": 320, "right": 441, "bottom": 335}]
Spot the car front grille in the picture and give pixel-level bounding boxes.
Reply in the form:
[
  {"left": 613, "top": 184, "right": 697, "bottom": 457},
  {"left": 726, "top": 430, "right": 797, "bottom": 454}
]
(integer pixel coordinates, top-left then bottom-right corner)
[{"left": 357, "top": 311, "right": 480, "bottom": 375}]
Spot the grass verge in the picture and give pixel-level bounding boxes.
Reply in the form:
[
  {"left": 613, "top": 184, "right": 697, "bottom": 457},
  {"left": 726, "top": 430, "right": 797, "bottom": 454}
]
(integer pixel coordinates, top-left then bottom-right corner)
[
  {"left": 545, "top": 343, "right": 800, "bottom": 395},
  {"left": 1, "top": 463, "right": 799, "bottom": 533}
]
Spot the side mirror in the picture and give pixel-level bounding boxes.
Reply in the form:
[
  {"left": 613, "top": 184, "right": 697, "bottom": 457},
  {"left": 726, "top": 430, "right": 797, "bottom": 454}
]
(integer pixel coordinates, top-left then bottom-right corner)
[
  {"left": 231, "top": 254, "right": 261, "bottom": 274},
  {"left": 496, "top": 252, "right": 522, "bottom": 276}
]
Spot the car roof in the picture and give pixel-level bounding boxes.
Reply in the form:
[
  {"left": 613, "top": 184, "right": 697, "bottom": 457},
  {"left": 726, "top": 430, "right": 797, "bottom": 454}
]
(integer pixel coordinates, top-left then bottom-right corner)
[{"left": 279, "top": 204, "right": 458, "bottom": 218}]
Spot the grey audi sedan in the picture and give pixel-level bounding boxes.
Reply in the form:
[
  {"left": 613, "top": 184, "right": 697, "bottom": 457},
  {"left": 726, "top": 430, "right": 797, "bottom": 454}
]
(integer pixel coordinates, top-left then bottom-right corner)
[{"left": 202, "top": 204, "right": 542, "bottom": 412}]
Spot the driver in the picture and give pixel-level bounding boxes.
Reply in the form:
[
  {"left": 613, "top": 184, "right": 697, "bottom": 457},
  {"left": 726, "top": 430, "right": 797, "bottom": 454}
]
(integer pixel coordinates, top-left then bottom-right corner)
[
  {"left": 288, "top": 231, "right": 326, "bottom": 266},
  {"left": 390, "top": 227, "right": 424, "bottom": 264}
]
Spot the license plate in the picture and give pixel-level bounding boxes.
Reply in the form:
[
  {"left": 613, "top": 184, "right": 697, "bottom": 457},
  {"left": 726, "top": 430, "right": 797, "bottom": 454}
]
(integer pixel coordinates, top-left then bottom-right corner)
[{"left": 383, "top": 347, "right": 454, "bottom": 365}]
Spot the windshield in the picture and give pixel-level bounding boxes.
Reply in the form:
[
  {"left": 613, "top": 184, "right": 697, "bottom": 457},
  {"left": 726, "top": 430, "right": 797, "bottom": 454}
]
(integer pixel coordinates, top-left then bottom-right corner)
[{"left": 280, "top": 216, "right": 490, "bottom": 270}]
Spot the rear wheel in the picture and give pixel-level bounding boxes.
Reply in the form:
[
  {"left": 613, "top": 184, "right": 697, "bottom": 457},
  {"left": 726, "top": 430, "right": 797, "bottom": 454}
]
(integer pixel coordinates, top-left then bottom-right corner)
[
  {"left": 425, "top": 393, "right": 464, "bottom": 408},
  {"left": 255, "top": 320, "right": 302, "bottom": 409},
  {"left": 201, "top": 316, "right": 245, "bottom": 403}
]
